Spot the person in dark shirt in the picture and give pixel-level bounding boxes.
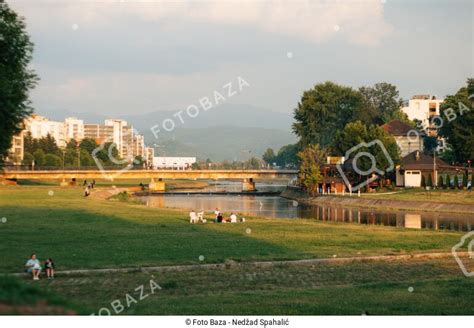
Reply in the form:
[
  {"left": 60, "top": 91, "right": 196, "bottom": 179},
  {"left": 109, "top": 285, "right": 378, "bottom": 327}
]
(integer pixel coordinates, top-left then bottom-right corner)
[{"left": 45, "top": 258, "right": 55, "bottom": 279}]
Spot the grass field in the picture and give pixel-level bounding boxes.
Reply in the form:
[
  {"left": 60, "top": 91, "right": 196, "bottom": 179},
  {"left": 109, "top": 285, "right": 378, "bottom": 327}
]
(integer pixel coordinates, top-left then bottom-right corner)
[
  {"left": 0, "top": 185, "right": 472, "bottom": 314},
  {"left": 360, "top": 188, "right": 474, "bottom": 205}
]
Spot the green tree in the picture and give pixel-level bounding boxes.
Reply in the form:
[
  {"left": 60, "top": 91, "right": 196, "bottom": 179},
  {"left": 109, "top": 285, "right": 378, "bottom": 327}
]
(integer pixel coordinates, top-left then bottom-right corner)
[
  {"left": 79, "top": 138, "right": 98, "bottom": 155},
  {"left": 423, "top": 136, "right": 438, "bottom": 154},
  {"left": 426, "top": 173, "right": 433, "bottom": 187},
  {"left": 37, "top": 134, "right": 60, "bottom": 155},
  {"left": 0, "top": 2, "right": 38, "bottom": 166},
  {"left": 292, "top": 81, "right": 366, "bottom": 147},
  {"left": 359, "top": 82, "right": 407, "bottom": 124},
  {"left": 438, "top": 174, "right": 445, "bottom": 189},
  {"left": 275, "top": 144, "right": 299, "bottom": 168},
  {"left": 22, "top": 151, "right": 34, "bottom": 165},
  {"left": 44, "top": 153, "right": 61, "bottom": 167},
  {"left": 79, "top": 149, "right": 94, "bottom": 167},
  {"left": 439, "top": 78, "right": 474, "bottom": 164},
  {"left": 33, "top": 149, "right": 45, "bottom": 166},
  {"left": 297, "top": 144, "right": 326, "bottom": 196},
  {"left": 332, "top": 121, "right": 401, "bottom": 171},
  {"left": 132, "top": 155, "right": 145, "bottom": 168},
  {"left": 23, "top": 131, "right": 38, "bottom": 154},
  {"left": 262, "top": 148, "right": 276, "bottom": 165},
  {"left": 245, "top": 157, "right": 262, "bottom": 169},
  {"left": 453, "top": 175, "right": 459, "bottom": 189}
]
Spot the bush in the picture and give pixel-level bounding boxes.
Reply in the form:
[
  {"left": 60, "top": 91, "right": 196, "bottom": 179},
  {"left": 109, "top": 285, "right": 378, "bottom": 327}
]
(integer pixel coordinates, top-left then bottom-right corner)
[
  {"left": 453, "top": 175, "right": 459, "bottom": 189},
  {"left": 22, "top": 152, "right": 34, "bottom": 165},
  {"left": 438, "top": 174, "right": 445, "bottom": 189},
  {"left": 44, "top": 154, "right": 62, "bottom": 167},
  {"left": 33, "top": 149, "right": 45, "bottom": 166},
  {"left": 426, "top": 174, "right": 433, "bottom": 187}
]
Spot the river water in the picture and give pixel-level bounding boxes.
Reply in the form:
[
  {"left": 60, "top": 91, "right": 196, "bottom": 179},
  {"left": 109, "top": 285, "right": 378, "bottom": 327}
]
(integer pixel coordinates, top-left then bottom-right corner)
[{"left": 138, "top": 181, "right": 474, "bottom": 232}]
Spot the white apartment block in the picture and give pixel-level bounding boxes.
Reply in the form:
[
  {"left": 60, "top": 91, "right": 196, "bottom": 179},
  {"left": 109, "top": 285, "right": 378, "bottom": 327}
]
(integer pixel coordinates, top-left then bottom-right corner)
[
  {"left": 25, "top": 115, "right": 66, "bottom": 147},
  {"left": 401, "top": 95, "right": 443, "bottom": 137},
  {"left": 64, "top": 117, "right": 84, "bottom": 141},
  {"left": 8, "top": 115, "right": 150, "bottom": 165}
]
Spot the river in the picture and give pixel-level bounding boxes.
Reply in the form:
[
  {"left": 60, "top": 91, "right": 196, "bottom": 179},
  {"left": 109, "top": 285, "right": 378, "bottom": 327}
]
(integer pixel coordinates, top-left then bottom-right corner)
[{"left": 137, "top": 181, "right": 474, "bottom": 232}]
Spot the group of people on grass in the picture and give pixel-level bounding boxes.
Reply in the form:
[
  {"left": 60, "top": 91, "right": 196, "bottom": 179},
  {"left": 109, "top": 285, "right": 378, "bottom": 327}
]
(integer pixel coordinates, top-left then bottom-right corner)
[
  {"left": 189, "top": 208, "right": 245, "bottom": 224},
  {"left": 25, "top": 253, "right": 55, "bottom": 280}
]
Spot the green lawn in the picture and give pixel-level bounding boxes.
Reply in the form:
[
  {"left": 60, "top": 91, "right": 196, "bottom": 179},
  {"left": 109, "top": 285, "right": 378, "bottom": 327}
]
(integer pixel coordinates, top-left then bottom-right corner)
[
  {"left": 0, "top": 185, "right": 472, "bottom": 315},
  {"left": 0, "top": 185, "right": 467, "bottom": 273},
  {"left": 360, "top": 188, "right": 474, "bottom": 205}
]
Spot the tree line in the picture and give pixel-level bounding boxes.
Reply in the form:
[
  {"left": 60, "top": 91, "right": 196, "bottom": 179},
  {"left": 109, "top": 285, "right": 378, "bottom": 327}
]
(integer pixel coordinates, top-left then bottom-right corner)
[{"left": 262, "top": 80, "right": 473, "bottom": 191}]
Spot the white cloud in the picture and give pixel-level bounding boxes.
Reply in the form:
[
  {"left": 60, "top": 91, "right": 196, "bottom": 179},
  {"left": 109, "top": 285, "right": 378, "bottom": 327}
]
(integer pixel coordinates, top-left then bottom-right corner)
[{"left": 11, "top": 0, "right": 392, "bottom": 46}]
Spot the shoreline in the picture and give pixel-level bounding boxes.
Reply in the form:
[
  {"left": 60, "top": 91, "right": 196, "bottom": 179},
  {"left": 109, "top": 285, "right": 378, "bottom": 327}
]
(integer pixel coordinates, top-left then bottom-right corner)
[{"left": 281, "top": 188, "right": 474, "bottom": 215}]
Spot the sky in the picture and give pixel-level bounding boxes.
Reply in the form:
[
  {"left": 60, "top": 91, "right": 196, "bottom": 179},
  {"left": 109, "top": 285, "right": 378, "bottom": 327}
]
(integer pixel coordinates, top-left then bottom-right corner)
[{"left": 8, "top": 0, "right": 474, "bottom": 117}]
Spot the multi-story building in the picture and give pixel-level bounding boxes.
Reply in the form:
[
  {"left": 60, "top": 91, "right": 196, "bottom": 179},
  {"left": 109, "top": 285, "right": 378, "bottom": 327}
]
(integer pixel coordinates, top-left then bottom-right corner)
[
  {"left": 83, "top": 123, "right": 114, "bottom": 144},
  {"left": 10, "top": 115, "right": 149, "bottom": 165},
  {"left": 64, "top": 117, "right": 84, "bottom": 141},
  {"left": 25, "top": 115, "right": 66, "bottom": 147},
  {"left": 401, "top": 95, "right": 444, "bottom": 137},
  {"left": 104, "top": 119, "right": 128, "bottom": 158},
  {"left": 145, "top": 147, "right": 155, "bottom": 167}
]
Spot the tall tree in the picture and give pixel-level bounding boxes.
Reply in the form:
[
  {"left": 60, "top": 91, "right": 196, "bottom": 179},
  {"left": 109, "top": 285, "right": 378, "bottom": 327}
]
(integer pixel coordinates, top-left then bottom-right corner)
[
  {"left": 359, "top": 82, "right": 407, "bottom": 124},
  {"left": 262, "top": 148, "right": 276, "bottom": 165},
  {"left": 275, "top": 144, "right": 299, "bottom": 168},
  {"left": 292, "top": 81, "right": 366, "bottom": 147},
  {"left": 297, "top": 144, "right": 326, "bottom": 196},
  {"left": 439, "top": 78, "right": 474, "bottom": 164},
  {"left": 332, "top": 121, "right": 400, "bottom": 181},
  {"left": 0, "top": 1, "right": 38, "bottom": 165}
]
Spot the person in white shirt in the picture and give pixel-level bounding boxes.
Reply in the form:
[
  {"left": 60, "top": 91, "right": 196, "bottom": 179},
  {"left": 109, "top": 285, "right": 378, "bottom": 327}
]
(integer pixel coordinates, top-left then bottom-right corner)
[
  {"left": 25, "top": 253, "right": 41, "bottom": 280},
  {"left": 189, "top": 210, "right": 198, "bottom": 224},
  {"left": 230, "top": 212, "right": 237, "bottom": 223}
]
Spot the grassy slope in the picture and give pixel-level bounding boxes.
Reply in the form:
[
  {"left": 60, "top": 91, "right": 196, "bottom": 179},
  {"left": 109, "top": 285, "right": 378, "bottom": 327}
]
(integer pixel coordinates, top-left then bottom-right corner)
[{"left": 0, "top": 185, "right": 467, "bottom": 273}]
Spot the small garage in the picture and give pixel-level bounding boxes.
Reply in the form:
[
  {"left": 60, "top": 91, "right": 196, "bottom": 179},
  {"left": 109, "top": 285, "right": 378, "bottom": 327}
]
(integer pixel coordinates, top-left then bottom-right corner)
[{"left": 404, "top": 170, "right": 422, "bottom": 187}]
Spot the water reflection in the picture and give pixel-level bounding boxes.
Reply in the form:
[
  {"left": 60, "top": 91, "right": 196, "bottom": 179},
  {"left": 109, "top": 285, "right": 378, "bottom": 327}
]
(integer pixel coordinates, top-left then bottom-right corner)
[{"left": 139, "top": 194, "right": 474, "bottom": 232}]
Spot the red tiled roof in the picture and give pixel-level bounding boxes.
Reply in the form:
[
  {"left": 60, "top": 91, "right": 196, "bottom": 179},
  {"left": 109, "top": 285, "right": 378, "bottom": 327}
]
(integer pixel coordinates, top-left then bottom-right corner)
[
  {"left": 382, "top": 120, "right": 416, "bottom": 136},
  {"left": 401, "top": 150, "right": 450, "bottom": 170}
]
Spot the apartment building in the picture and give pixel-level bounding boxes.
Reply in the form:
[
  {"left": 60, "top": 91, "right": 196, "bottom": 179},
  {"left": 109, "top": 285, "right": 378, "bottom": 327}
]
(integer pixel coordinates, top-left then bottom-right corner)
[{"left": 401, "top": 95, "right": 443, "bottom": 137}]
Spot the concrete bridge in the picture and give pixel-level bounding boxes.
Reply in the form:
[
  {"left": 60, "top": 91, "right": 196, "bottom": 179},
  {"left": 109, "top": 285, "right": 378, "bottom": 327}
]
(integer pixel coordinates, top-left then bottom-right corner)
[{"left": 1, "top": 169, "right": 298, "bottom": 191}]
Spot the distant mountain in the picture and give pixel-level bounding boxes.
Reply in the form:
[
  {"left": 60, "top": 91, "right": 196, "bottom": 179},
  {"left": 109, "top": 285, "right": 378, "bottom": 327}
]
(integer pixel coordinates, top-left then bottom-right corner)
[
  {"left": 36, "top": 104, "right": 293, "bottom": 131},
  {"left": 143, "top": 126, "right": 296, "bottom": 161},
  {"left": 122, "top": 104, "right": 293, "bottom": 132}
]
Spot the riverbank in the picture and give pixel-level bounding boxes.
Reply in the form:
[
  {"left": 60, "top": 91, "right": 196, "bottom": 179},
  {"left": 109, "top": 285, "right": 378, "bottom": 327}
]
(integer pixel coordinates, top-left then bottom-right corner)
[{"left": 281, "top": 187, "right": 474, "bottom": 215}]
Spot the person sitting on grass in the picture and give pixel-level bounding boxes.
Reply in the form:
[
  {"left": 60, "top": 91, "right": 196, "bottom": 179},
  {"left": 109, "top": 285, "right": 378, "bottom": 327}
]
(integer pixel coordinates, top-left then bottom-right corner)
[
  {"left": 229, "top": 212, "right": 238, "bottom": 223},
  {"left": 25, "top": 254, "right": 41, "bottom": 280},
  {"left": 45, "top": 258, "right": 55, "bottom": 279},
  {"left": 217, "top": 212, "right": 223, "bottom": 223},
  {"left": 189, "top": 210, "right": 198, "bottom": 224}
]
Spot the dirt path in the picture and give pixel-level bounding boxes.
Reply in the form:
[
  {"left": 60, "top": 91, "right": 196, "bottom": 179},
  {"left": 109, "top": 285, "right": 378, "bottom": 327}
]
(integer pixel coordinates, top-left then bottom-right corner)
[{"left": 10, "top": 251, "right": 467, "bottom": 277}]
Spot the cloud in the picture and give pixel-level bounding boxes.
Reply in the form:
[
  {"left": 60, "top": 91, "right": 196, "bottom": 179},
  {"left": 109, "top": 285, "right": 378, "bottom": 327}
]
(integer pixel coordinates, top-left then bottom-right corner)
[{"left": 11, "top": 0, "right": 392, "bottom": 46}]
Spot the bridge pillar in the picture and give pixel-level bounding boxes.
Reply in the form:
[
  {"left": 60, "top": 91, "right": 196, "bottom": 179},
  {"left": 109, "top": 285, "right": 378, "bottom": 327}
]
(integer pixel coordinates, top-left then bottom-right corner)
[
  {"left": 149, "top": 178, "right": 165, "bottom": 192},
  {"left": 242, "top": 178, "right": 256, "bottom": 192}
]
